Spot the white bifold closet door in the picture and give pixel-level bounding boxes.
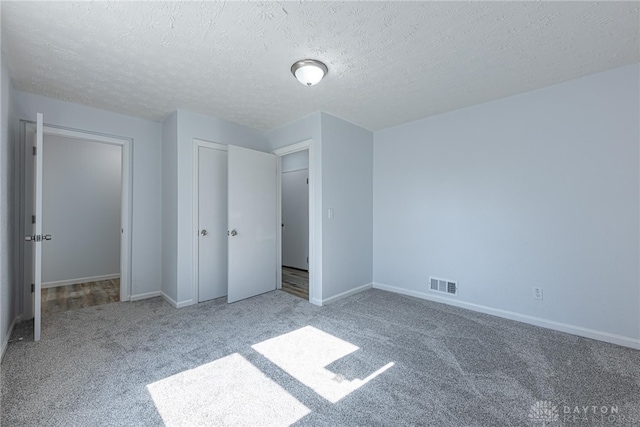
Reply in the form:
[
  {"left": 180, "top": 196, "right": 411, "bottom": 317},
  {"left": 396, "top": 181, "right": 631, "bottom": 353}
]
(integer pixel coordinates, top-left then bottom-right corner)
[
  {"left": 227, "top": 145, "right": 277, "bottom": 303},
  {"left": 197, "top": 146, "right": 228, "bottom": 302}
]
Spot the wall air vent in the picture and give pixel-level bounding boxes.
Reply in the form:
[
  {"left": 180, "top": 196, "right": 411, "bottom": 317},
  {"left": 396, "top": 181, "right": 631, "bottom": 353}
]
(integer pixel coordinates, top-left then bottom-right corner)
[{"left": 429, "top": 277, "right": 457, "bottom": 297}]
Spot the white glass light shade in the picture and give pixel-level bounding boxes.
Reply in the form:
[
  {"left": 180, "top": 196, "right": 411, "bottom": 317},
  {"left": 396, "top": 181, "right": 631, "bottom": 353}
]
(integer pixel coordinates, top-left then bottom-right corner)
[{"left": 291, "top": 59, "right": 328, "bottom": 86}]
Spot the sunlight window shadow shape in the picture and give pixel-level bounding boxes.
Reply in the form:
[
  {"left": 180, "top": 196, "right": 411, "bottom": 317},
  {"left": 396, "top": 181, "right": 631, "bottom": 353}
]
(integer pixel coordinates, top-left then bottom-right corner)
[
  {"left": 252, "top": 325, "right": 394, "bottom": 403},
  {"left": 146, "top": 353, "right": 310, "bottom": 426}
]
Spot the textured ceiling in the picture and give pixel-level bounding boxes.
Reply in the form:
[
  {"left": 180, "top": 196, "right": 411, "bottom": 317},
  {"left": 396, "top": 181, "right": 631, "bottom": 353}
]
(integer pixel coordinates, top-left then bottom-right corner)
[{"left": 1, "top": 1, "right": 639, "bottom": 131}]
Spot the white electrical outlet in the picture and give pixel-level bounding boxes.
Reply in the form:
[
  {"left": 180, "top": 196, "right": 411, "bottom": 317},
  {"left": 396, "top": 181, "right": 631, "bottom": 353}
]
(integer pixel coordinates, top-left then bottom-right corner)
[{"left": 533, "top": 287, "right": 543, "bottom": 300}]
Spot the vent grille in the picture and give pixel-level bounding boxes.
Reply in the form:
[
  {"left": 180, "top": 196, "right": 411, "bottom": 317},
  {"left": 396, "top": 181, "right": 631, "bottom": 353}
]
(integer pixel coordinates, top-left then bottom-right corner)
[{"left": 429, "top": 277, "right": 457, "bottom": 297}]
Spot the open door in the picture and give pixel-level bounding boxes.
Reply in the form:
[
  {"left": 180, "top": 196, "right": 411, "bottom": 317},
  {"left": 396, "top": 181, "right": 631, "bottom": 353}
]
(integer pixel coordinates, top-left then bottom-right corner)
[
  {"left": 25, "top": 113, "right": 46, "bottom": 341},
  {"left": 227, "top": 145, "right": 277, "bottom": 303}
]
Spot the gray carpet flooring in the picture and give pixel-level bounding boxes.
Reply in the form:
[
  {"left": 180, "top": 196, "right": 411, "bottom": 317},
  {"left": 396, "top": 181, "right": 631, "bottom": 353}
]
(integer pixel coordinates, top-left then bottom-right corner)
[{"left": 2, "top": 289, "right": 639, "bottom": 426}]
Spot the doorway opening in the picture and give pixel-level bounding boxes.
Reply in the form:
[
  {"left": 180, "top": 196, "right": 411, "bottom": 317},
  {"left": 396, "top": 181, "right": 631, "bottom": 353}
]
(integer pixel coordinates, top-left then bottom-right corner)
[
  {"left": 41, "top": 134, "right": 122, "bottom": 314},
  {"left": 280, "top": 150, "right": 309, "bottom": 300},
  {"left": 20, "top": 120, "right": 132, "bottom": 327},
  {"left": 274, "top": 140, "right": 316, "bottom": 304}
]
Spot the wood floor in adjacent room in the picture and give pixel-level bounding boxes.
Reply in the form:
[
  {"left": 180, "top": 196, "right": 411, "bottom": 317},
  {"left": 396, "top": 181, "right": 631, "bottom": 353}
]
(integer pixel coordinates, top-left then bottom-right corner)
[
  {"left": 41, "top": 278, "right": 120, "bottom": 315},
  {"left": 282, "top": 266, "right": 309, "bottom": 300}
]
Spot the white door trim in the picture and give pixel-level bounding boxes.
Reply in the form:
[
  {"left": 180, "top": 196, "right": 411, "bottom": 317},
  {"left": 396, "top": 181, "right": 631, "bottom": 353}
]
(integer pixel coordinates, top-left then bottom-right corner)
[
  {"left": 34, "top": 114, "right": 43, "bottom": 341},
  {"left": 273, "top": 140, "right": 321, "bottom": 305},
  {"left": 20, "top": 121, "right": 133, "bottom": 315},
  {"left": 192, "top": 138, "right": 228, "bottom": 304}
]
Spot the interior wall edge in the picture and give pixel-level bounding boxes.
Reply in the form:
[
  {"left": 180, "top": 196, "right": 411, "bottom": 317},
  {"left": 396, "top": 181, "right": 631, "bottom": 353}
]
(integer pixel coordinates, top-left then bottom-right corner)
[
  {"left": 160, "top": 291, "right": 194, "bottom": 309},
  {"left": 1, "top": 316, "right": 19, "bottom": 361}
]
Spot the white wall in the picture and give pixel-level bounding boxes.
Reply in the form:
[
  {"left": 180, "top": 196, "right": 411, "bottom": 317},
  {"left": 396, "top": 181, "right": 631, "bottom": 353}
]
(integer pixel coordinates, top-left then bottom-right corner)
[
  {"left": 373, "top": 64, "right": 640, "bottom": 348},
  {"left": 42, "top": 135, "right": 121, "bottom": 284},
  {"left": 281, "top": 150, "right": 309, "bottom": 172},
  {"left": 13, "top": 91, "right": 163, "bottom": 302},
  {"left": 161, "top": 111, "right": 178, "bottom": 301},
  {"left": 320, "top": 113, "right": 374, "bottom": 300},
  {"left": 266, "top": 112, "right": 374, "bottom": 303},
  {"left": 1, "top": 49, "right": 18, "bottom": 356},
  {"left": 265, "top": 113, "right": 324, "bottom": 303}
]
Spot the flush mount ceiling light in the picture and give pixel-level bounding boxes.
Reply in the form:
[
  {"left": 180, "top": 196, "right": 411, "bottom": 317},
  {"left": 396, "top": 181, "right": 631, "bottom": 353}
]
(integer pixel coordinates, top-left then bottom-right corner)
[{"left": 291, "top": 59, "right": 328, "bottom": 86}]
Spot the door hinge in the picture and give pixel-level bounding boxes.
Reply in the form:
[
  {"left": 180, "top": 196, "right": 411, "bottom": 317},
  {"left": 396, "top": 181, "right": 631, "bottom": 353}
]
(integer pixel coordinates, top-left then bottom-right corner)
[
  {"left": 307, "top": 256, "right": 309, "bottom": 264},
  {"left": 31, "top": 283, "right": 34, "bottom": 293},
  {"left": 33, "top": 146, "right": 37, "bottom": 155},
  {"left": 306, "top": 178, "right": 309, "bottom": 184},
  {"left": 32, "top": 215, "right": 36, "bottom": 224}
]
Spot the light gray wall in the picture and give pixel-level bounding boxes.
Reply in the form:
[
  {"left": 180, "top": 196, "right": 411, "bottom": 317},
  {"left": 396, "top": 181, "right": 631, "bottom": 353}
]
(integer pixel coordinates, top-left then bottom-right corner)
[
  {"left": 172, "top": 109, "right": 267, "bottom": 304},
  {"left": 265, "top": 113, "right": 322, "bottom": 153},
  {"left": 161, "top": 111, "right": 178, "bottom": 301},
  {"left": 265, "top": 112, "right": 374, "bottom": 303},
  {"left": 320, "top": 113, "right": 373, "bottom": 299},
  {"left": 42, "top": 135, "right": 121, "bottom": 283},
  {"left": 1, "top": 50, "right": 18, "bottom": 356},
  {"left": 281, "top": 150, "right": 309, "bottom": 172},
  {"left": 13, "top": 91, "right": 163, "bottom": 300},
  {"left": 265, "top": 113, "right": 324, "bottom": 303},
  {"left": 373, "top": 64, "right": 640, "bottom": 345}
]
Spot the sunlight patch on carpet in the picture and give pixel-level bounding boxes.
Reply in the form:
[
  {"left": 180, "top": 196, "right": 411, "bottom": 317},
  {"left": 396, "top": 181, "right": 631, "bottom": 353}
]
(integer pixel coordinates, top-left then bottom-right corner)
[
  {"left": 252, "top": 325, "right": 394, "bottom": 403},
  {"left": 146, "top": 353, "right": 310, "bottom": 426}
]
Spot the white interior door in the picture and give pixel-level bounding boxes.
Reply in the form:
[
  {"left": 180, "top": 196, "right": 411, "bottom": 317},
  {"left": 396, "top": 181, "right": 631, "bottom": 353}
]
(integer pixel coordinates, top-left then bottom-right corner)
[
  {"left": 227, "top": 145, "right": 277, "bottom": 303},
  {"left": 282, "top": 169, "right": 309, "bottom": 270},
  {"left": 29, "top": 113, "right": 44, "bottom": 341},
  {"left": 197, "top": 146, "right": 228, "bottom": 302}
]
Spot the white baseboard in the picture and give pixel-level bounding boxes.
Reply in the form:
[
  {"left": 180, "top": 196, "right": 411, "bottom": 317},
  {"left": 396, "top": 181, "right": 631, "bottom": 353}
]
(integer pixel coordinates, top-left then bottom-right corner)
[
  {"left": 1, "top": 316, "right": 20, "bottom": 361},
  {"left": 175, "top": 299, "right": 194, "bottom": 308},
  {"left": 42, "top": 274, "right": 120, "bottom": 289},
  {"left": 372, "top": 282, "right": 640, "bottom": 350},
  {"left": 321, "top": 283, "right": 373, "bottom": 305},
  {"left": 161, "top": 292, "right": 194, "bottom": 308},
  {"left": 310, "top": 297, "right": 323, "bottom": 306},
  {"left": 130, "top": 291, "right": 162, "bottom": 302},
  {"left": 161, "top": 292, "right": 178, "bottom": 307}
]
